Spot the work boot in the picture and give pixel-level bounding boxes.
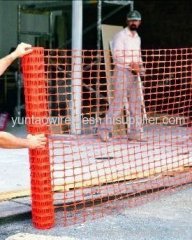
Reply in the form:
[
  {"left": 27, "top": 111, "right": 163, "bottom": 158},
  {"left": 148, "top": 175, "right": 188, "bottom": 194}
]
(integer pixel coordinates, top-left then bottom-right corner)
[
  {"left": 97, "top": 128, "right": 111, "bottom": 142},
  {"left": 128, "top": 132, "right": 147, "bottom": 142}
]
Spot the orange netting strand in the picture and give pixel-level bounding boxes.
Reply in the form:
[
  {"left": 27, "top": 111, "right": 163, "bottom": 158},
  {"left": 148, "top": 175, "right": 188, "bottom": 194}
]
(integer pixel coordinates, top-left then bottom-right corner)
[{"left": 22, "top": 47, "right": 55, "bottom": 229}]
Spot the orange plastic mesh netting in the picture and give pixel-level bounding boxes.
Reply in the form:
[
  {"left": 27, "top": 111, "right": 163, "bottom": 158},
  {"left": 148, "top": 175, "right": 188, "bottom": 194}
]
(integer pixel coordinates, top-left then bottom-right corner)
[{"left": 22, "top": 47, "right": 192, "bottom": 229}]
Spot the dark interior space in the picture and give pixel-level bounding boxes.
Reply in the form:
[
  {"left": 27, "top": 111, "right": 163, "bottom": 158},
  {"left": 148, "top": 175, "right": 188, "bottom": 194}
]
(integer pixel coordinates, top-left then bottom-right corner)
[{"left": 82, "top": 0, "right": 192, "bottom": 49}]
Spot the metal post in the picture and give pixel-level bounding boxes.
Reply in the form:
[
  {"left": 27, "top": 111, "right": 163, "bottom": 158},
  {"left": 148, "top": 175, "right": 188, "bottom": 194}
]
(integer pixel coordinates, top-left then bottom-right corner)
[
  {"left": 49, "top": 11, "right": 54, "bottom": 48},
  {"left": 97, "top": 0, "right": 102, "bottom": 51},
  {"left": 130, "top": 1, "right": 134, "bottom": 10},
  {"left": 96, "top": 0, "right": 102, "bottom": 121},
  {"left": 17, "top": 4, "right": 21, "bottom": 44},
  {"left": 15, "top": 4, "right": 22, "bottom": 119},
  {"left": 71, "top": 0, "right": 83, "bottom": 134}
]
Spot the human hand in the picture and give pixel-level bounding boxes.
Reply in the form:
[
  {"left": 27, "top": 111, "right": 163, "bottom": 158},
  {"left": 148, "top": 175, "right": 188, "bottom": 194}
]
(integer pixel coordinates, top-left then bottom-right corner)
[
  {"left": 11, "top": 42, "right": 33, "bottom": 60},
  {"left": 27, "top": 133, "right": 47, "bottom": 149},
  {"left": 130, "top": 62, "right": 145, "bottom": 76},
  {"left": 130, "top": 62, "right": 140, "bottom": 75}
]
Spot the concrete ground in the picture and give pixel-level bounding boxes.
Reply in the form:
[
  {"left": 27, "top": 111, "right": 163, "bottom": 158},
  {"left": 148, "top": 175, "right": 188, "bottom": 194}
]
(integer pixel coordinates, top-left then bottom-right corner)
[
  {"left": 0, "top": 122, "right": 30, "bottom": 194},
  {"left": 0, "top": 186, "right": 192, "bottom": 240},
  {"left": 0, "top": 121, "right": 192, "bottom": 240}
]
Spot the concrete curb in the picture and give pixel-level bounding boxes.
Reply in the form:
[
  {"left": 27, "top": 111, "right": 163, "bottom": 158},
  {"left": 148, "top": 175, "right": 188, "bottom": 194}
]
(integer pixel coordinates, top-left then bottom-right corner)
[
  {"left": 0, "top": 210, "right": 31, "bottom": 225},
  {"left": 0, "top": 197, "right": 31, "bottom": 225},
  {"left": 6, "top": 233, "right": 78, "bottom": 240},
  {"left": 0, "top": 189, "right": 30, "bottom": 202}
]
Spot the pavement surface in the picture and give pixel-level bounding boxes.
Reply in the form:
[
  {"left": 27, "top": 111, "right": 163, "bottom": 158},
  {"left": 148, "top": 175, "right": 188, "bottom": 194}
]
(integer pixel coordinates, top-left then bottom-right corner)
[
  {"left": 0, "top": 186, "right": 192, "bottom": 240},
  {"left": 1, "top": 121, "right": 192, "bottom": 240},
  {"left": 0, "top": 122, "right": 30, "bottom": 194}
]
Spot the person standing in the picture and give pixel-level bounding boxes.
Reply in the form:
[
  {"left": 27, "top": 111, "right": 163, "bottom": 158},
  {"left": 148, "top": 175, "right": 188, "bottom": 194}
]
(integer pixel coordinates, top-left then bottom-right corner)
[{"left": 98, "top": 10, "right": 146, "bottom": 142}]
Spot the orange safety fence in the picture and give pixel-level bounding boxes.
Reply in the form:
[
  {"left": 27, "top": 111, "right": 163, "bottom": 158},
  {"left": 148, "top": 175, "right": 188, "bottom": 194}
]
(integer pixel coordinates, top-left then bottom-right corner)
[{"left": 22, "top": 47, "right": 192, "bottom": 229}]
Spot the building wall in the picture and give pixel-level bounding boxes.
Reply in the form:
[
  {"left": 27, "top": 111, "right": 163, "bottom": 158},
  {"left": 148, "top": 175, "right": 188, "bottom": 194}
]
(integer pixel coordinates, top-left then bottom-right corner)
[{"left": 0, "top": 0, "right": 56, "bottom": 57}]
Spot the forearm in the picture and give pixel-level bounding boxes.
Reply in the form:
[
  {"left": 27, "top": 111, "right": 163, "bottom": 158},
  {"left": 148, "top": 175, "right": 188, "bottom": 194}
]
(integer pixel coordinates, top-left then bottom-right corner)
[
  {"left": 0, "top": 53, "right": 16, "bottom": 76},
  {"left": 112, "top": 40, "right": 130, "bottom": 67},
  {"left": 0, "top": 132, "right": 30, "bottom": 149},
  {"left": 113, "top": 50, "right": 143, "bottom": 68},
  {"left": 0, "top": 42, "right": 33, "bottom": 77}
]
